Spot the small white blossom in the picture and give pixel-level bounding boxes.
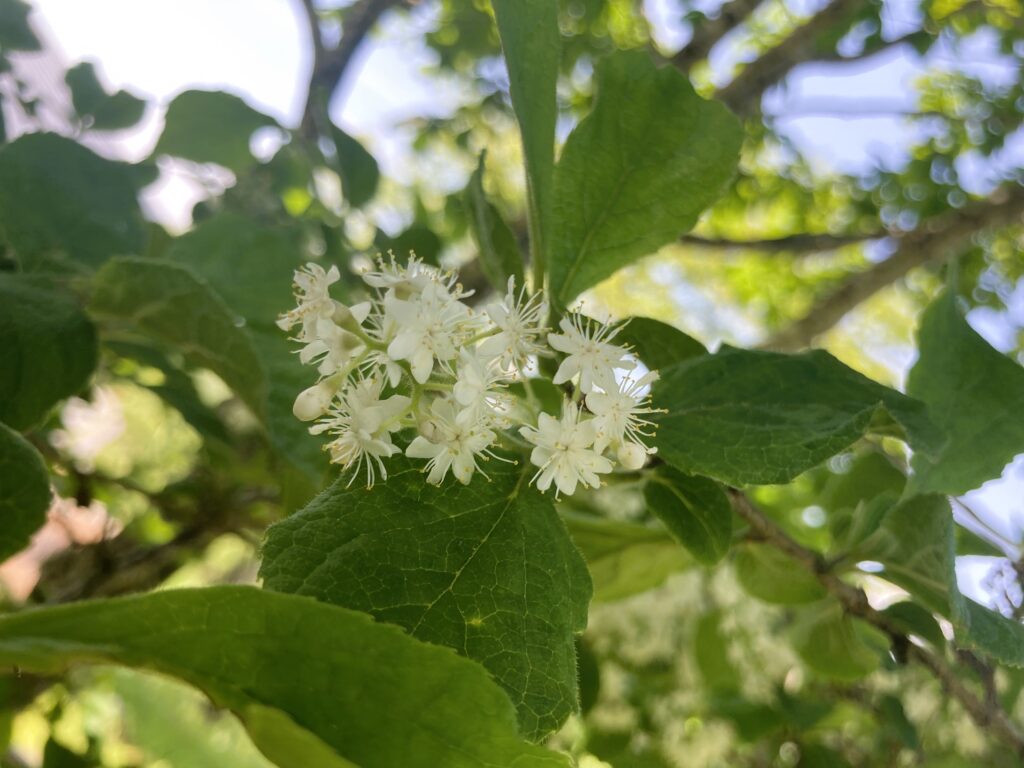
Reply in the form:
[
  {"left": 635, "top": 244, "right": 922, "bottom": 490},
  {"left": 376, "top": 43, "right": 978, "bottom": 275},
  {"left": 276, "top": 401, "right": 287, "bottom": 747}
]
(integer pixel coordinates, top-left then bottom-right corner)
[
  {"left": 453, "top": 348, "right": 507, "bottom": 426},
  {"left": 586, "top": 369, "right": 661, "bottom": 459},
  {"left": 276, "top": 263, "right": 340, "bottom": 337},
  {"left": 311, "top": 377, "right": 410, "bottom": 487},
  {"left": 298, "top": 318, "right": 367, "bottom": 377},
  {"left": 292, "top": 376, "right": 343, "bottom": 422},
  {"left": 478, "top": 277, "right": 547, "bottom": 368},
  {"left": 548, "top": 314, "right": 634, "bottom": 394},
  {"left": 520, "top": 402, "right": 613, "bottom": 497},
  {"left": 406, "top": 398, "right": 497, "bottom": 485},
  {"left": 385, "top": 281, "right": 479, "bottom": 383}
]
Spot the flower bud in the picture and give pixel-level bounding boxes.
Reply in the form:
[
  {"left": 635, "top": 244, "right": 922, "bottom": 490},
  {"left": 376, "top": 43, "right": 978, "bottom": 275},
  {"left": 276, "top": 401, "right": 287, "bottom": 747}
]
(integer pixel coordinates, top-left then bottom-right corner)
[
  {"left": 292, "top": 380, "right": 338, "bottom": 421},
  {"left": 617, "top": 441, "right": 650, "bottom": 471}
]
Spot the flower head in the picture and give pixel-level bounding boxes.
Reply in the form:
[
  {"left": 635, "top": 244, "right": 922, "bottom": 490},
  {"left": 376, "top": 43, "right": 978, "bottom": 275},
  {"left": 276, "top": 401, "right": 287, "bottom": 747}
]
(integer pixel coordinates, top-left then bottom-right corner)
[
  {"left": 276, "top": 263, "right": 341, "bottom": 337},
  {"left": 385, "top": 280, "right": 480, "bottom": 383},
  {"left": 548, "top": 314, "right": 634, "bottom": 394},
  {"left": 311, "top": 376, "right": 410, "bottom": 487},
  {"left": 478, "top": 277, "right": 548, "bottom": 369},
  {"left": 520, "top": 402, "right": 613, "bottom": 497},
  {"left": 406, "top": 398, "right": 498, "bottom": 485},
  {"left": 585, "top": 370, "right": 661, "bottom": 458}
]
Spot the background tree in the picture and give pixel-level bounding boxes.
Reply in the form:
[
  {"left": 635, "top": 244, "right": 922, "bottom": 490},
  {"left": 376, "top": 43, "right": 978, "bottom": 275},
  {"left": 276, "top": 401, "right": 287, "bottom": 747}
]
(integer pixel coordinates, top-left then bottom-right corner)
[{"left": 0, "top": 0, "right": 1023, "bottom": 766}]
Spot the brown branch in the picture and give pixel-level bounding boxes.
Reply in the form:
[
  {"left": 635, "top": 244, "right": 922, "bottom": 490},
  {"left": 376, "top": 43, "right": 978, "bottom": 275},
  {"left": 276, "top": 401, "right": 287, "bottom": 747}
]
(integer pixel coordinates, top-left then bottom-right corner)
[
  {"left": 812, "top": 30, "right": 929, "bottom": 64},
  {"left": 298, "top": 0, "right": 401, "bottom": 138},
  {"left": 729, "top": 489, "right": 1024, "bottom": 757},
  {"left": 671, "top": 0, "right": 763, "bottom": 73},
  {"left": 681, "top": 231, "right": 878, "bottom": 254},
  {"left": 763, "top": 184, "right": 1024, "bottom": 350},
  {"left": 712, "top": 0, "right": 866, "bottom": 116}
]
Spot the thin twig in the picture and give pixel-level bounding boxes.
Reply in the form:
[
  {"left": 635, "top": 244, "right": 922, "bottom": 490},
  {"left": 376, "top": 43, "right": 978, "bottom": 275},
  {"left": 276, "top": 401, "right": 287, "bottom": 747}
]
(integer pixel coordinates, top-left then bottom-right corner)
[
  {"left": 728, "top": 489, "right": 1024, "bottom": 756},
  {"left": 763, "top": 184, "right": 1024, "bottom": 351},
  {"left": 680, "top": 231, "right": 878, "bottom": 254},
  {"left": 670, "top": 0, "right": 763, "bottom": 73}
]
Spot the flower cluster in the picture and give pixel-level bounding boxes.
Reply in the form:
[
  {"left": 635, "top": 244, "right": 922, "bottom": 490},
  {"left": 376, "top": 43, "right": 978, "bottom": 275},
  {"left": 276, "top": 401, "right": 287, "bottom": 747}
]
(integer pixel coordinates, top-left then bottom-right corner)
[{"left": 278, "top": 254, "right": 660, "bottom": 495}]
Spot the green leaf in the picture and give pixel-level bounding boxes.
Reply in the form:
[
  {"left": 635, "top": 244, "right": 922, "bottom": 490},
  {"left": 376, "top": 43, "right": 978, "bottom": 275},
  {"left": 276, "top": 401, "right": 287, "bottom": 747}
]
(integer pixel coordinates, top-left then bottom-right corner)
[
  {"left": 155, "top": 90, "right": 277, "bottom": 173},
  {"left": 0, "top": 0, "right": 39, "bottom": 50},
  {"left": 734, "top": 543, "right": 827, "bottom": 604},
  {"left": 790, "top": 602, "right": 885, "bottom": 681},
  {"left": 870, "top": 493, "right": 1024, "bottom": 667},
  {"left": 0, "top": 423, "right": 50, "bottom": 561},
  {"left": 0, "top": 275, "right": 98, "bottom": 430},
  {"left": 491, "top": 0, "right": 558, "bottom": 263},
  {"left": 548, "top": 51, "right": 741, "bottom": 304},
  {"left": 878, "top": 601, "right": 945, "bottom": 648},
  {"left": 652, "top": 346, "right": 943, "bottom": 486},
  {"left": 261, "top": 460, "right": 591, "bottom": 740},
  {"left": 90, "top": 257, "right": 267, "bottom": 421},
  {"left": 908, "top": 291, "right": 1024, "bottom": 495},
  {"left": 165, "top": 215, "right": 325, "bottom": 487},
  {"left": 618, "top": 317, "right": 707, "bottom": 370},
  {"left": 644, "top": 467, "right": 732, "bottom": 564},
  {"left": 165, "top": 213, "right": 301, "bottom": 325},
  {"left": 65, "top": 62, "right": 107, "bottom": 117},
  {"left": 0, "top": 587, "right": 569, "bottom": 768},
  {"left": 0, "top": 133, "right": 147, "bottom": 270},
  {"left": 694, "top": 610, "right": 741, "bottom": 690},
  {"left": 561, "top": 511, "right": 692, "bottom": 602},
  {"left": 328, "top": 123, "right": 379, "bottom": 208},
  {"left": 91, "top": 89, "right": 147, "bottom": 131},
  {"left": 463, "top": 152, "right": 524, "bottom": 291}
]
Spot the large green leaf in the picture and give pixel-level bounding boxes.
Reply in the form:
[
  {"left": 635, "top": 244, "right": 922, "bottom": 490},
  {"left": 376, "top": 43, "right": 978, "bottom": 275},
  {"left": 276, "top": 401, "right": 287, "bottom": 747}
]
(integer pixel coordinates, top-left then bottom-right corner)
[
  {"left": 548, "top": 51, "right": 741, "bottom": 304},
  {"left": 491, "top": 0, "right": 558, "bottom": 264},
  {"left": 90, "top": 257, "right": 267, "bottom": 420},
  {"left": 261, "top": 460, "right": 591, "bottom": 740},
  {"left": 0, "top": 423, "right": 50, "bottom": 561},
  {"left": 618, "top": 317, "right": 707, "bottom": 370},
  {"left": 463, "top": 152, "right": 524, "bottom": 291},
  {"left": 65, "top": 61, "right": 146, "bottom": 131},
  {"left": 0, "top": 133, "right": 146, "bottom": 270},
  {"left": 791, "top": 602, "right": 885, "bottom": 681},
  {"left": 734, "top": 543, "right": 827, "bottom": 605},
  {"left": 165, "top": 215, "right": 324, "bottom": 485},
  {"left": 908, "top": 291, "right": 1024, "bottom": 495},
  {"left": 155, "top": 90, "right": 277, "bottom": 173},
  {"left": 0, "top": 0, "right": 39, "bottom": 51},
  {"left": 0, "top": 275, "right": 97, "bottom": 430},
  {"left": 0, "top": 587, "right": 568, "bottom": 768},
  {"left": 561, "top": 511, "right": 692, "bottom": 602},
  {"left": 870, "top": 493, "right": 1024, "bottom": 667},
  {"left": 328, "top": 123, "right": 380, "bottom": 208},
  {"left": 644, "top": 467, "right": 732, "bottom": 564},
  {"left": 652, "top": 347, "right": 943, "bottom": 486}
]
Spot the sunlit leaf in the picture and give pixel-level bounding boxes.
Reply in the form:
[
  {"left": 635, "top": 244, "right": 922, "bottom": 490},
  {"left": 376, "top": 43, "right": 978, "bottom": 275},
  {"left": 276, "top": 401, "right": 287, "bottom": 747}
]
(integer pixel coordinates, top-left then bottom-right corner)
[
  {"left": 261, "top": 459, "right": 591, "bottom": 740},
  {"left": 0, "top": 587, "right": 569, "bottom": 768}
]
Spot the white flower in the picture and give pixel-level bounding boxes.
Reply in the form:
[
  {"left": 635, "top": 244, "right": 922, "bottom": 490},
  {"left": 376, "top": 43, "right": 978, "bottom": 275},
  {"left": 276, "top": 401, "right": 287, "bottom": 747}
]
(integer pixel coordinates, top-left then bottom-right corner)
[
  {"left": 406, "top": 398, "right": 497, "bottom": 485},
  {"left": 276, "top": 263, "right": 340, "bottom": 336},
  {"left": 453, "top": 347, "right": 507, "bottom": 426},
  {"left": 585, "top": 370, "right": 660, "bottom": 456},
  {"left": 520, "top": 402, "right": 613, "bottom": 497},
  {"left": 548, "top": 314, "right": 634, "bottom": 394},
  {"left": 311, "top": 377, "right": 410, "bottom": 487},
  {"left": 478, "top": 277, "right": 547, "bottom": 368},
  {"left": 385, "top": 281, "right": 479, "bottom": 383},
  {"left": 298, "top": 318, "right": 367, "bottom": 377}
]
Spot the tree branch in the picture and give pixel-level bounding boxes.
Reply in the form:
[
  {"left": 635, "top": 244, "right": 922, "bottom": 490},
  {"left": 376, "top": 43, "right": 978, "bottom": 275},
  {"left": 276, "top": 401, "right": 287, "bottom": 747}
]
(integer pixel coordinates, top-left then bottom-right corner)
[
  {"left": 729, "top": 489, "right": 1024, "bottom": 757},
  {"left": 712, "top": 0, "right": 866, "bottom": 116},
  {"left": 681, "top": 231, "right": 878, "bottom": 254},
  {"left": 298, "top": 0, "right": 401, "bottom": 138},
  {"left": 670, "top": 0, "right": 763, "bottom": 73},
  {"left": 762, "top": 184, "right": 1024, "bottom": 350}
]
